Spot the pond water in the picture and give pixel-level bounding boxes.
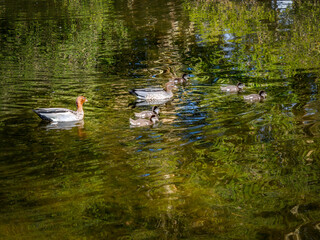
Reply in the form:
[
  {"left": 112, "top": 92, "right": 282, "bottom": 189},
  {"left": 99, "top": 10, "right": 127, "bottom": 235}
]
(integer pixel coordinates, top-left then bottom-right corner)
[{"left": 1, "top": 0, "right": 320, "bottom": 239}]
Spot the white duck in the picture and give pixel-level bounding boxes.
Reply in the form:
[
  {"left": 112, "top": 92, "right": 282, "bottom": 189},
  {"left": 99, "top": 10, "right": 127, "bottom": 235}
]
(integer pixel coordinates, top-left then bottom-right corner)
[{"left": 33, "top": 96, "right": 87, "bottom": 122}]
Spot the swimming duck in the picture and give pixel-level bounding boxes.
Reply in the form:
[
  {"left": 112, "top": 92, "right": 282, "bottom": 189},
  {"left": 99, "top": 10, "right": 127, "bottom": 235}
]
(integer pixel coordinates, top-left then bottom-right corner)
[
  {"left": 134, "top": 106, "right": 160, "bottom": 118},
  {"left": 33, "top": 96, "right": 87, "bottom": 122},
  {"left": 243, "top": 90, "right": 267, "bottom": 102},
  {"left": 220, "top": 82, "right": 245, "bottom": 93},
  {"left": 129, "top": 114, "right": 159, "bottom": 127},
  {"left": 170, "top": 74, "right": 189, "bottom": 84},
  {"left": 129, "top": 82, "right": 175, "bottom": 100}
]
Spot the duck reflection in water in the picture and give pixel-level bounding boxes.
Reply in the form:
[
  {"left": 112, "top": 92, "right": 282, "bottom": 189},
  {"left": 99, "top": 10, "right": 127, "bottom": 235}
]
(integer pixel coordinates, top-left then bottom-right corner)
[
  {"left": 131, "top": 98, "right": 171, "bottom": 107},
  {"left": 38, "top": 120, "right": 87, "bottom": 138},
  {"left": 38, "top": 120, "right": 84, "bottom": 130}
]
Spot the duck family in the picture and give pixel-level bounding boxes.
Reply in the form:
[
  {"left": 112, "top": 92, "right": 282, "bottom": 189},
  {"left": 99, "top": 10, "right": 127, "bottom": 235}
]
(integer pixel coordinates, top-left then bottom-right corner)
[{"left": 33, "top": 75, "right": 267, "bottom": 127}]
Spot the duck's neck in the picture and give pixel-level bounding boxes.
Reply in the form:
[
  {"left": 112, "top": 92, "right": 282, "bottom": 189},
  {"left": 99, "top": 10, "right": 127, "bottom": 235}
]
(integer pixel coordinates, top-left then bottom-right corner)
[
  {"left": 165, "top": 86, "right": 173, "bottom": 96},
  {"left": 77, "top": 103, "right": 84, "bottom": 113}
]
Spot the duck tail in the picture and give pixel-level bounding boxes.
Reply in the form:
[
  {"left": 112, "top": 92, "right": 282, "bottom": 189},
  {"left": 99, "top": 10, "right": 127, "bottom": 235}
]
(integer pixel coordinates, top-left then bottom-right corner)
[
  {"left": 129, "top": 89, "right": 138, "bottom": 96},
  {"left": 33, "top": 109, "right": 52, "bottom": 122},
  {"left": 129, "top": 118, "right": 135, "bottom": 125}
]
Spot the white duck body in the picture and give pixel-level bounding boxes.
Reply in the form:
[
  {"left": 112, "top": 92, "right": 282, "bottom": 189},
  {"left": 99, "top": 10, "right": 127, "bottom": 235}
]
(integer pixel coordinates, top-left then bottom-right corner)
[
  {"left": 33, "top": 96, "right": 87, "bottom": 122},
  {"left": 129, "top": 82, "right": 175, "bottom": 100},
  {"left": 33, "top": 108, "right": 83, "bottom": 122}
]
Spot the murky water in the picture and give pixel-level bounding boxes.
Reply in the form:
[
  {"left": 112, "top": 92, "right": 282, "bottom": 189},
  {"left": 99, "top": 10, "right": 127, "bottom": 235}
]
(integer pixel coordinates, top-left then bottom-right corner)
[{"left": 1, "top": 0, "right": 320, "bottom": 239}]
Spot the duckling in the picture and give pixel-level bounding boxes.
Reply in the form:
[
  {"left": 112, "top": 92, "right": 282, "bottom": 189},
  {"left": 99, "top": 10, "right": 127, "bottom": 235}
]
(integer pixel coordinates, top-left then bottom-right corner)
[
  {"left": 33, "top": 96, "right": 87, "bottom": 122},
  {"left": 129, "top": 82, "right": 175, "bottom": 100},
  {"left": 243, "top": 90, "right": 267, "bottom": 102},
  {"left": 220, "top": 82, "right": 244, "bottom": 93},
  {"left": 129, "top": 114, "right": 159, "bottom": 127},
  {"left": 170, "top": 74, "right": 189, "bottom": 84},
  {"left": 134, "top": 106, "right": 160, "bottom": 118}
]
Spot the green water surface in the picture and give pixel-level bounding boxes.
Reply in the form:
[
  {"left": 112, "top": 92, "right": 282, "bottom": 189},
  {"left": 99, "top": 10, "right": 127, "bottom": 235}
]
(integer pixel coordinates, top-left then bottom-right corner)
[{"left": 1, "top": 0, "right": 320, "bottom": 239}]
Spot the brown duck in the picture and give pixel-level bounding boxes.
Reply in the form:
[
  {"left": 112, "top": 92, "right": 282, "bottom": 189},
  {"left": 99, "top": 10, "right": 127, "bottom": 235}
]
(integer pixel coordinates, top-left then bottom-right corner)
[
  {"left": 134, "top": 106, "right": 160, "bottom": 118},
  {"left": 243, "top": 90, "right": 267, "bottom": 102},
  {"left": 170, "top": 74, "right": 189, "bottom": 84},
  {"left": 129, "top": 82, "right": 175, "bottom": 100},
  {"left": 129, "top": 114, "right": 159, "bottom": 127},
  {"left": 220, "top": 82, "right": 244, "bottom": 93}
]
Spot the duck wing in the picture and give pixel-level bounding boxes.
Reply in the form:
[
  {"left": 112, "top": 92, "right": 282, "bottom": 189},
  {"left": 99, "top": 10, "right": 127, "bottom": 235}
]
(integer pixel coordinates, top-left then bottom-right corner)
[
  {"left": 33, "top": 108, "right": 80, "bottom": 122},
  {"left": 129, "top": 87, "right": 166, "bottom": 99},
  {"left": 220, "top": 85, "right": 238, "bottom": 92},
  {"left": 129, "top": 118, "right": 151, "bottom": 126},
  {"left": 243, "top": 94, "right": 260, "bottom": 101}
]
